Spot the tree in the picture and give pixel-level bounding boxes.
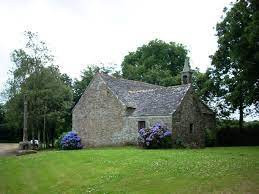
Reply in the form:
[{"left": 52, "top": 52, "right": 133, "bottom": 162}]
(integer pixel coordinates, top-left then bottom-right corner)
[
  {"left": 121, "top": 39, "right": 188, "bottom": 86},
  {"left": 0, "top": 104, "right": 6, "bottom": 139},
  {"left": 0, "top": 104, "right": 4, "bottom": 124},
  {"left": 0, "top": 102, "right": 21, "bottom": 142},
  {"left": 4, "top": 31, "right": 72, "bottom": 147},
  {"left": 6, "top": 31, "right": 53, "bottom": 100},
  {"left": 211, "top": 0, "right": 259, "bottom": 129},
  {"left": 61, "top": 73, "right": 73, "bottom": 88},
  {"left": 21, "top": 65, "right": 72, "bottom": 147},
  {"left": 192, "top": 68, "right": 215, "bottom": 103},
  {"left": 121, "top": 39, "right": 217, "bottom": 111}
]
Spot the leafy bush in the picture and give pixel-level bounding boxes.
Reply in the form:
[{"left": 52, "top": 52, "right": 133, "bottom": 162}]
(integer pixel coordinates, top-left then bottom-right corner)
[
  {"left": 138, "top": 123, "right": 172, "bottom": 149},
  {"left": 174, "top": 136, "right": 187, "bottom": 148},
  {"left": 216, "top": 120, "right": 259, "bottom": 146},
  {"left": 57, "top": 131, "right": 83, "bottom": 150},
  {"left": 174, "top": 137, "right": 200, "bottom": 148},
  {"left": 205, "top": 128, "right": 216, "bottom": 147},
  {"left": 54, "top": 132, "right": 67, "bottom": 149}
]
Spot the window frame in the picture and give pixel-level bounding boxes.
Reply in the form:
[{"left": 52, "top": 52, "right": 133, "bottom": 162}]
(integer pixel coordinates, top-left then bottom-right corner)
[{"left": 138, "top": 121, "right": 146, "bottom": 130}]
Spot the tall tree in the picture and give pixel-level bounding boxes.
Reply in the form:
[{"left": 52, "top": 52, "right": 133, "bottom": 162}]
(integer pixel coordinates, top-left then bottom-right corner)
[
  {"left": 0, "top": 104, "right": 6, "bottom": 139},
  {"left": 6, "top": 31, "right": 53, "bottom": 100},
  {"left": 0, "top": 102, "right": 21, "bottom": 142},
  {"left": 121, "top": 39, "right": 188, "bottom": 86},
  {"left": 4, "top": 31, "right": 72, "bottom": 147},
  {"left": 192, "top": 68, "right": 215, "bottom": 103},
  {"left": 21, "top": 65, "right": 72, "bottom": 146},
  {"left": 0, "top": 104, "right": 4, "bottom": 124},
  {"left": 211, "top": 0, "right": 259, "bottom": 129}
]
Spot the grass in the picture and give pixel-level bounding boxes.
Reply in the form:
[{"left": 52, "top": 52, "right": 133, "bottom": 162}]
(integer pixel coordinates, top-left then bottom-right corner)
[{"left": 0, "top": 147, "right": 259, "bottom": 193}]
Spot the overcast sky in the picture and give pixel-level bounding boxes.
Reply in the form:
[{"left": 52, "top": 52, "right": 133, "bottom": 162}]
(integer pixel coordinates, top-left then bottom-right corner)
[{"left": 0, "top": 0, "right": 232, "bottom": 94}]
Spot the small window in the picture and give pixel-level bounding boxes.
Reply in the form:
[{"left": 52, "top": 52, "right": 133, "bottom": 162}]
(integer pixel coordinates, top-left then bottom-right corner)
[
  {"left": 190, "top": 123, "right": 193, "bottom": 134},
  {"left": 138, "top": 121, "right": 146, "bottom": 129}
]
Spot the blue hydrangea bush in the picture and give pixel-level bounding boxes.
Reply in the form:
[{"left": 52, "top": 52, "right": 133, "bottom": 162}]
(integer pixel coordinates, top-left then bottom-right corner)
[
  {"left": 59, "top": 131, "right": 83, "bottom": 150},
  {"left": 138, "top": 123, "right": 172, "bottom": 149}
]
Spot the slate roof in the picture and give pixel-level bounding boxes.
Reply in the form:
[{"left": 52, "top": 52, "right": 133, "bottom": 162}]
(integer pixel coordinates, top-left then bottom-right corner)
[{"left": 100, "top": 73, "right": 191, "bottom": 116}]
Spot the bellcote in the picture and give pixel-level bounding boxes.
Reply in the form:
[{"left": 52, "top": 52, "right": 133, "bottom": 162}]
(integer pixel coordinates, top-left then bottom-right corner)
[{"left": 181, "top": 58, "right": 192, "bottom": 84}]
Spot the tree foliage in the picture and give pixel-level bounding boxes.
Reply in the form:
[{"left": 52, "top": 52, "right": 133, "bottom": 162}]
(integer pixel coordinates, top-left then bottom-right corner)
[
  {"left": 192, "top": 68, "right": 216, "bottom": 103},
  {"left": 4, "top": 31, "right": 73, "bottom": 146},
  {"left": 122, "top": 39, "right": 188, "bottom": 86},
  {"left": 211, "top": 0, "right": 259, "bottom": 128},
  {"left": 121, "top": 39, "right": 216, "bottom": 111},
  {"left": 0, "top": 104, "right": 4, "bottom": 124}
]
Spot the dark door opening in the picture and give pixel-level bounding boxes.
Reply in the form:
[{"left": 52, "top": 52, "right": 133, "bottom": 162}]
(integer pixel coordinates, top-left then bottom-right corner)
[{"left": 189, "top": 123, "right": 193, "bottom": 134}]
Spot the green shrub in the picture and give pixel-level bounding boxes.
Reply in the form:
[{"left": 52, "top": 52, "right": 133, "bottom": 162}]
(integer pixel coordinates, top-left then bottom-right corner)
[
  {"left": 205, "top": 128, "right": 216, "bottom": 147},
  {"left": 216, "top": 120, "right": 259, "bottom": 146},
  {"left": 174, "top": 137, "right": 201, "bottom": 149},
  {"left": 54, "top": 132, "right": 66, "bottom": 149},
  {"left": 175, "top": 137, "right": 186, "bottom": 148}
]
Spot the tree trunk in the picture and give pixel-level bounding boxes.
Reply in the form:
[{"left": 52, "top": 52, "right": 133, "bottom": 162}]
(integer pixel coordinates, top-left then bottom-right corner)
[
  {"left": 51, "top": 128, "right": 54, "bottom": 148},
  {"left": 23, "top": 95, "right": 28, "bottom": 141},
  {"left": 239, "top": 102, "right": 244, "bottom": 131},
  {"left": 31, "top": 122, "right": 35, "bottom": 149},
  {"left": 46, "top": 130, "right": 49, "bottom": 149},
  {"left": 43, "top": 112, "right": 46, "bottom": 149},
  {"left": 37, "top": 128, "right": 41, "bottom": 149},
  {"left": 37, "top": 129, "right": 40, "bottom": 141}
]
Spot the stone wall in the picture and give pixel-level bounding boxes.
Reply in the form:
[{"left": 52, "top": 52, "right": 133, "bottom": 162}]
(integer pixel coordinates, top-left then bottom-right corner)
[
  {"left": 197, "top": 99, "right": 216, "bottom": 131},
  {"left": 118, "top": 115, "right": 172, "bottom": 145},
  {"left": 171, "top": 87, "right": 215, "bottom": 147},
  {"left": 72, "top": 74, "right": 125, "bottom": 147},
  {"left": 72, "top": 74, "right": 215, "bottom": 148}
]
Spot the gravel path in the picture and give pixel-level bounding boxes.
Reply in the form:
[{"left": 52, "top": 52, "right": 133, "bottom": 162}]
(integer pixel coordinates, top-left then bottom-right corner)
[{"left": 0, "top": 143, "right": 18, "bottom": 156}]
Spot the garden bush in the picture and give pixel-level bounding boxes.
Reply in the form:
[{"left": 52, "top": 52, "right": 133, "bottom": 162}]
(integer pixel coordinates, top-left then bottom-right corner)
[
  {"left": 216, "top": 120, "right": 259, "bottom": 146},
  {"left": 138, "top": 123, "right": 172, "bottom": 149},
  {"left": 205, "top": 128, "right": 216, "bottom": 147},
  {"left": 174, "top": 136, "right": 201, "bottom": 149},
  {"left": 56, "top": 131, "right": 83, "bottom": 150},
  {"left": 174, "top": 136, "right": 187, "bottom": 148},
  {"left": 54, "top": 132, "right": 67, "bottom": 149}
]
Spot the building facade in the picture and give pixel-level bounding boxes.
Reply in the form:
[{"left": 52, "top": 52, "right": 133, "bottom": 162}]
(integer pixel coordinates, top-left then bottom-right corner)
[{"left": 72, "top": 61, "right": 215, "bottom": 147}]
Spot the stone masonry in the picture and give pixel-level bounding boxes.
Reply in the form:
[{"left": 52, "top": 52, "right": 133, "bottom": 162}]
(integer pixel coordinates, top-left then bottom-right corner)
[{"left": 72, "top": 63, "right": 215, "bottom": 147}]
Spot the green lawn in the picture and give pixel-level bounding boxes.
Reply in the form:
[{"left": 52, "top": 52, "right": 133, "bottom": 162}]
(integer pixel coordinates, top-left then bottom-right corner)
[{"left": 0, "top": 147, "right": 259, "bottom": 193}]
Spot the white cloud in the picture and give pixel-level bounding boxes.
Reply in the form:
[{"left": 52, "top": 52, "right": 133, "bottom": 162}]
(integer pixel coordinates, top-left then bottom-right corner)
[{"left": 0, "top": 0, "right": 231, "bottom": 91}]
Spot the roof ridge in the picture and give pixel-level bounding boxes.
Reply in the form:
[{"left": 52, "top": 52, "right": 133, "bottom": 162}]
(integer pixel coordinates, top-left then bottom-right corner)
[
  {"left": 128, "top": 88, "right": 159, "bottom": 94},
  {"left": 99, "top": 73, "right": 192, "bottom": 89},
  {"left": 99, "top": 73, "right": 165, "bottom": 88},
  {"left": 75, "top": 72, "right": 196, "bottom": 116},
  {"left": 128, "top": 83, "right": 191, "bottom": 94}
]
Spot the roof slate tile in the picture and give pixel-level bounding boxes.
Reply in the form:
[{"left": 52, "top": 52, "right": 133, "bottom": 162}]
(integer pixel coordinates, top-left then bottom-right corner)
[{"left": 100, "top": 73, "right": 191, "bottom": 116}]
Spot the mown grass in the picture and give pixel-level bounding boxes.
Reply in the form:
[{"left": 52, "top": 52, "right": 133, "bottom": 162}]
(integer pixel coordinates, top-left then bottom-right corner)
[{"left": 0, "top": 147, "right": 259, "bottom": 193}]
